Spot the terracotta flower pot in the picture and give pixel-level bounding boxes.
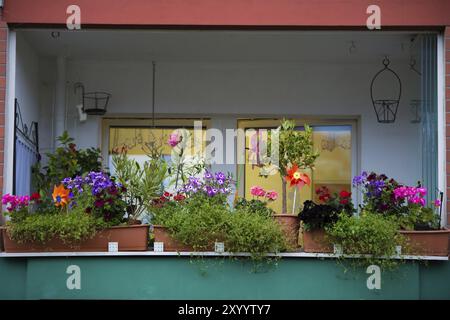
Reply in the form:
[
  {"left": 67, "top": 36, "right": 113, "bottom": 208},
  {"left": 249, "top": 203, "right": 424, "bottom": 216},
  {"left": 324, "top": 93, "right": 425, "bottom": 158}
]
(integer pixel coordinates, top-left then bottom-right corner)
[
  {"left": 303, "top": 228, "right": 333, "bottom": 253},
  {"left": 153, "top": 225, "right": 193, "bottom": 252},
  {"left": 1, "top": 224, "right": 149, "bottom": 253},
  {"left": 272, "top": 214, "right": 300, "bottom": 249},
  {"left": 400, "top": 229, "right": 450, "bottom": 256}
]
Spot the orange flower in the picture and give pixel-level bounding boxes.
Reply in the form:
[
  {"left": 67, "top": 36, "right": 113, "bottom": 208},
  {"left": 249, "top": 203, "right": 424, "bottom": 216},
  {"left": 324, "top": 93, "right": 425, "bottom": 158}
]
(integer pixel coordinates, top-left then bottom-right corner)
[
  {"left": 52, "top": 184, "right": 70, "bottom": 207},
  {"left": 286, "top": 164, "right": 310, "bottom": 188}
]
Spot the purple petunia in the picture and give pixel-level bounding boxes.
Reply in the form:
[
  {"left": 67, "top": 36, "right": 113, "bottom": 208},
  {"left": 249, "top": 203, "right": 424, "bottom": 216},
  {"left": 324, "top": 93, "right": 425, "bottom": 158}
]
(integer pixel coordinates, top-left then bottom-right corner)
[{"left": 180, "top": 171, "right": 234, "bottom": 198}]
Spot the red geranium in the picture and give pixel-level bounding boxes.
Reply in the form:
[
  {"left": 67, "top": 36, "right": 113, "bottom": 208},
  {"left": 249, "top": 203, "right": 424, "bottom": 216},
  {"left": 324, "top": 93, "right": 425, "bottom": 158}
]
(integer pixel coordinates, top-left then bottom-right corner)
[
  {"left": 339, "top": 190, "right": 351, "bottom": 205},
  {"left": 339, "top": 190, "right": 351, "bottom": 198},
  {"left": 174, "top": 194, "right": 186, "bottom": 202},
  {"left": 316, "top": 186, "right": 331, "bottom": 203},
  {"left": 30, "top": 192, "right": 41, "bottom": 201}
]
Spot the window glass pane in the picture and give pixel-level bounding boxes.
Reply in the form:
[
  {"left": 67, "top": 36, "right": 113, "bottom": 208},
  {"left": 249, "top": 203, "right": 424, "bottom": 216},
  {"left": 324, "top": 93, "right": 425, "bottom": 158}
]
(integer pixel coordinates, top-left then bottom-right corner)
[
  {"left": 311, "top": 126, "right": 352, "bottom": 203},
  {"left": 243, "top": 121, "right": 352, "bottom": 213},
  {"left": 107, "top": 123, "right": 207, "bottom": 191}
]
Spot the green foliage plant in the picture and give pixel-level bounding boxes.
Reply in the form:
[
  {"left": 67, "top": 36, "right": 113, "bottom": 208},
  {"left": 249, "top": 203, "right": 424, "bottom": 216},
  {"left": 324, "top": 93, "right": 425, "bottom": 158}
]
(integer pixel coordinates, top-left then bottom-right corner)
[
  {"left": 225, "top": 209, "right": 287, "bottom": 263},
  {"left": 152, "top": 193, "right": 287, "bottom": 264},
  {"left": 326, "top": 211, "right": 408, "bottom": 270},
  {"left": 5, "top": 210, "right": 107, "bottom": 246},
  {"left": 112, "top": 146, "right": 167, "bottom": 222},
  {"left": 32, "top": 131, "right": 102, "bottom": 204},
  {"left": 234, "top": 198, "right": 275, "bottom": 218},
  {"left": 261, "top": 119, "right": 319, "bottom": 213}
]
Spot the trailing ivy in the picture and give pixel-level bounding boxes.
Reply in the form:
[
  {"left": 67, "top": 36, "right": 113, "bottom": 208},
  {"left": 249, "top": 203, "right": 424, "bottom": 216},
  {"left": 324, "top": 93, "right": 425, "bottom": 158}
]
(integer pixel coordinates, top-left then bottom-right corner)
[
  {"left": 6, "top": 210, "right": 108, "bottom": 245},
  {"left": 152, "top": 193, "right": 287, "bottom": 264},
  {"left": 326, "top": 211, "right": 408, "bottom": 270}
]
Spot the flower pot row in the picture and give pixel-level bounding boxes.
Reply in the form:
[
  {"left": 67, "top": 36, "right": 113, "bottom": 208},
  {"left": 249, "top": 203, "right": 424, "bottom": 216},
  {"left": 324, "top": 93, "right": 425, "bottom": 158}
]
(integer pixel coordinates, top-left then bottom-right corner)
[
  {"left": 1, "top": 225, "right": 149, "bottom": 253},
  {"left": 2, "top": 219, "right": 448, "bottom": 256},
  {"left": 301, "top": 227, "right": 450, "bottom": 256},
  {"left": 153, "top": 216, "right": 450, "bottom": 256}
]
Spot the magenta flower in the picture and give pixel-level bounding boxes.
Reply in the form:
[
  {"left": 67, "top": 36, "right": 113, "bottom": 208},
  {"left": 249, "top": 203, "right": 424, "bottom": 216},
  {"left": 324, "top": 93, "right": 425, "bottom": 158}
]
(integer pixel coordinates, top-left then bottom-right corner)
[
  {"left": 433, "top": 199, "right": 442, "bottom": 207},
  {"left": 265, "top": 190, "right": 278, "bottom": 201},
  {"left": 393, "top": 186, "right": 427, "bottom": 207},
  {"left": 1, "top": 194, "right": 31, "bottom": 212},
  {"left": 168, "top": 132, "right": 181, "bottom": 147},
  {"left": 250, "top": 186, "right": 266, "bottom": 198}
]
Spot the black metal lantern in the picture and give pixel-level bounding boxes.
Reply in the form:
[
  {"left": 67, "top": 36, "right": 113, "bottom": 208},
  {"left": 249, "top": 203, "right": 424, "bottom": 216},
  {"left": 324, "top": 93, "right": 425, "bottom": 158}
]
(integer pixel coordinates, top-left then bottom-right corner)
[
  {"left": 370, "top": 57, "right": 402, "bottom": 123},
  {"left": 74, "top": 82, "right": 111, "bottom": 116}
]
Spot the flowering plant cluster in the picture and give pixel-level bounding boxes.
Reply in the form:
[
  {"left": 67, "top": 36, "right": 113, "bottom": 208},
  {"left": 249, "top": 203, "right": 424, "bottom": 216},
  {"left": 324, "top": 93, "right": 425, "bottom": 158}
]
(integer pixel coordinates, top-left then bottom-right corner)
[
  {"left": 299, "top": 186, "right": 354, "bottom": 230},
  {"left": 62, "top": 171, "right": 127, "bottom": 224},
  {"left": 315, "top": 186, "right": 354, "bottom": 212},
  {"left": 180, "top": 171, "right": 233, "bottom": 198},
  {"left": 250, "top": 186, "right": 278, "bottom": 201},
  {"left": 2, "top": 193, "right": 40, "bottom": 213},
  {"left": 235, "top": 186, "right": 277, "bottom": 218},
  {"left": 151, "top": 191, "right": 186, "bottom": 208},
  {"left": 393, "top": 186, "right": 427, "bottom": 207},
  {"left": 2, "top": 193, "right": 41, "bottom": 223},
  {"left": 353, "top": 171, "right": 441, "bottom": 230},
  {"left": 352, "top": 171, "right": 401, "bottom": 213}
]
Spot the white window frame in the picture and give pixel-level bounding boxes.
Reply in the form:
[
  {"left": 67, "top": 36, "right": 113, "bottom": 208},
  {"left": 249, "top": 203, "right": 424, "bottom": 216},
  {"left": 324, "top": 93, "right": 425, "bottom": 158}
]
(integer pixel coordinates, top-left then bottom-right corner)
[{"left": 437, "top": 32, "right": 446, "bottom": 227}]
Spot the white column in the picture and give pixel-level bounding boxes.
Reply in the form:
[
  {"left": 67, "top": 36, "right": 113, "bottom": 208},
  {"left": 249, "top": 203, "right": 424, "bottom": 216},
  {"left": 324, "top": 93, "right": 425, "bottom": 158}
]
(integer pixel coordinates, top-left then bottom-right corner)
[
  {"left": 53, "top": 55, "right": 66, "bottom": 147},
  {"left": 3, "top": 30, "right": 16, "bottom": 195}
]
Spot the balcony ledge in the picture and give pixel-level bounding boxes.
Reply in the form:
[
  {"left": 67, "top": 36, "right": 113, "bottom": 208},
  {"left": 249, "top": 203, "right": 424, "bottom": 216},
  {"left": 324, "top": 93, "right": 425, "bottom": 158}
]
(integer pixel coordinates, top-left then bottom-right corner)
[{"left": 0, "top": 251, "right": 447, "bottom": 261}]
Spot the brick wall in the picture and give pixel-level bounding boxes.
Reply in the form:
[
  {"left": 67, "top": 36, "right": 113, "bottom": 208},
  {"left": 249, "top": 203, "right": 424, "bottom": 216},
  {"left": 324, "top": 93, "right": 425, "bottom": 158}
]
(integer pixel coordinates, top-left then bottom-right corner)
[
  {"left": 446, "top": 27, "right": 450, "bottom": 227},
  {"left": 0, "top": 20, "right": 6, "bottom": 195}
]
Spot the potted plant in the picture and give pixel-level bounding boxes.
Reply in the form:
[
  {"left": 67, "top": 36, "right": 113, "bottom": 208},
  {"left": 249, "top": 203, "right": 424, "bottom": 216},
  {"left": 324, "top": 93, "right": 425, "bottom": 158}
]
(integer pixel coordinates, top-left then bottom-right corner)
[
  {"left": 111, "top": 145, "right": 168, "bottom": 224},
  {"left": 1, "top": 173, "right": 149, "bottom": 252},
  {"left": 353, "top": 171, "right": 449, "bottom": 256},
  {"left": 299, "top": 186, "right": 354, "bottom": 253},
  {"left": 151, "top": 172, "right": 287, "bottom": 264},
  {"left": 1, "top": 131, "right": 167, "bottom": 252},
  {"left": 32, "top": 131, "right": 102, "bottom": 202},
  {"left": 326, "top": 211, "right": 407, "bottom": 270},
  {"left": 260, "top": 119, "right": 319, "bottom": 248},
  {"left": 151, "top": 171, "right": 233, "bottom": 252},
  {"left": 151, "top": 191, "right": 193, "bottom": 252},
  {"left": 299, "top": 187, "right": 354, "bottom": 253}
]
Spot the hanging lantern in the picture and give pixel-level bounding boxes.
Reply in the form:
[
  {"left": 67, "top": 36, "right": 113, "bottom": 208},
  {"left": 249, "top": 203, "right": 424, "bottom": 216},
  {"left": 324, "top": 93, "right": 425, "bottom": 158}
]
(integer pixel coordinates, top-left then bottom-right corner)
[{"left": 370, "top": 57, "right": 402, "bottom": 123}]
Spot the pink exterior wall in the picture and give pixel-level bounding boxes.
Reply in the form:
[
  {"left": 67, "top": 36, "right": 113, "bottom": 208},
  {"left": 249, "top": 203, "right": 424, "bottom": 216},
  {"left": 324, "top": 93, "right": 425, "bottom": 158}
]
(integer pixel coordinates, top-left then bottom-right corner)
[{"left": 2, "top": 0, "right": 450, "bottom": 27}]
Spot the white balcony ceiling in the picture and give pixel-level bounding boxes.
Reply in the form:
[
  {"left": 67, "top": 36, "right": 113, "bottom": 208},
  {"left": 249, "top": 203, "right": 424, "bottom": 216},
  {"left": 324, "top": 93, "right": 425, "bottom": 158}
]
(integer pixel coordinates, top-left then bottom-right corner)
[{"left": 19, "top": 29, "right": 421, "bottom": 63}]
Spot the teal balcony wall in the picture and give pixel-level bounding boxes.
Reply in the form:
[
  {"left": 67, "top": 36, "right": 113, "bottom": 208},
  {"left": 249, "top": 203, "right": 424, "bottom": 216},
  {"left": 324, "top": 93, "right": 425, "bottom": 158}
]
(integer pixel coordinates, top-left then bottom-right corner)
[{"left": 0, "top": 257, "right": 449, "bottom": 300}]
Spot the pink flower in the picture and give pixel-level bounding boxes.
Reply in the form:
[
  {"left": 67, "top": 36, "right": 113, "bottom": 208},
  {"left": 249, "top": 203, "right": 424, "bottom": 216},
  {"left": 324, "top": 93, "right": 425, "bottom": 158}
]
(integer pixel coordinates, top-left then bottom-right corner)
[
  {"left": 2, "top": 194, "right": 31, "bottom": 212},
  {"left": 250, "top": 186, "right": 266, "bottom": 198},
  {"left": 417, "top": 187, "right": 427, "bottom": 197},
  {"left": 168, "top": 133, "right": 181, "bottom": 147},
  {"left": 433, "top": 199, "right": 442, "bottom": 207},
  {"left": 265, "top": 190, "right": 278, "bottom": 201}
]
